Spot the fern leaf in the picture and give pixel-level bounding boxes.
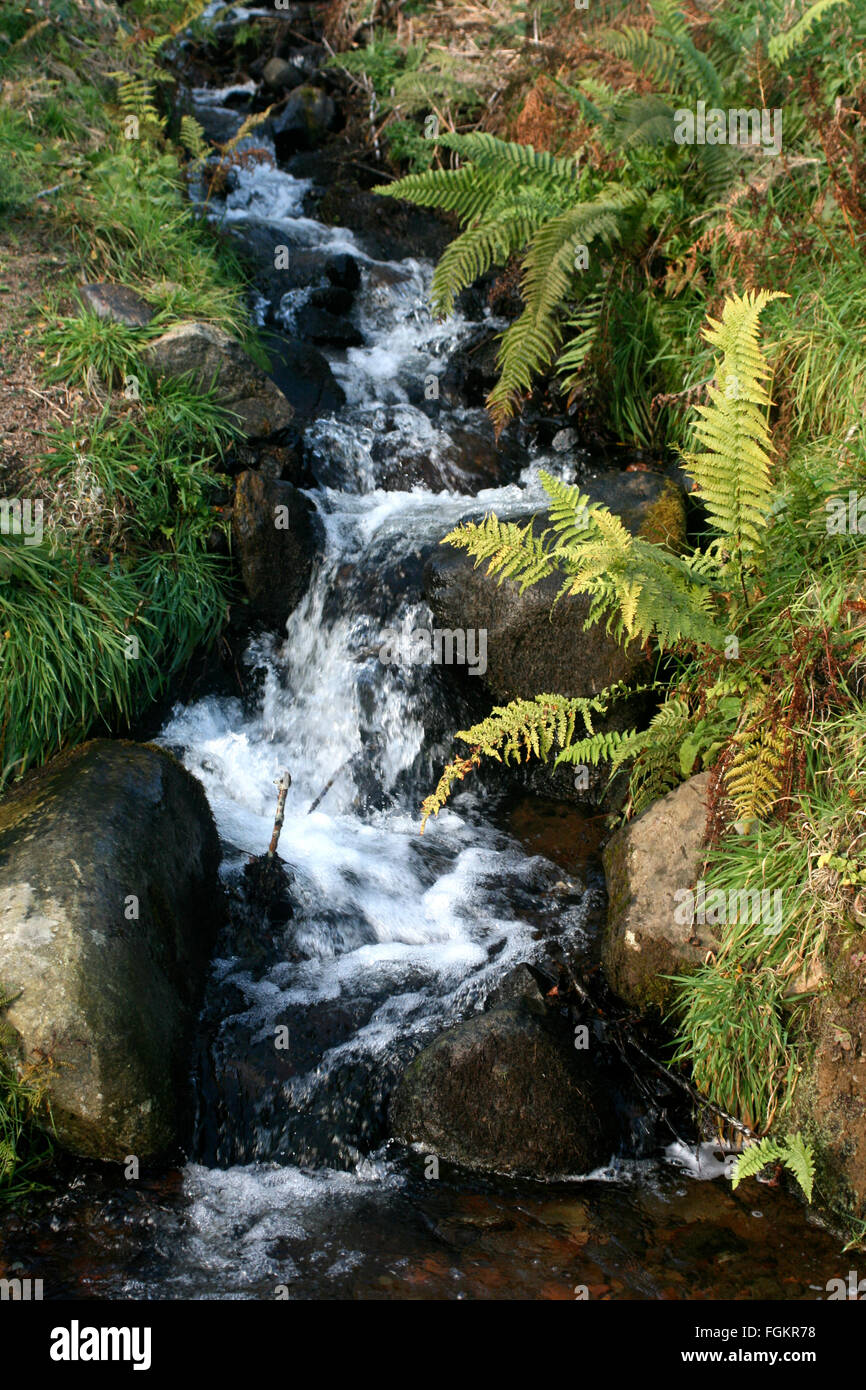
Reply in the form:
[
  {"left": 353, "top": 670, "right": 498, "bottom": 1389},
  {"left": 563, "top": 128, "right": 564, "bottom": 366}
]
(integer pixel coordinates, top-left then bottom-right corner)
[
  {"left": 768, "top": 0, "right": 849, "bottom": 65},
  {"left": 421, "top": 684, "right": 641, "bottom": 830},
  {"left": 725, "top": 725, "right": 787, "bottom": 821},
  {"left": 682, "top": 289, "right": 787, "bottom": 563},
  {"left": 731, "top": 1136, "right": 784, "bottom": 1187},
  {"left": 781, "top": 1132, "right": 815, "bottom": 1203}
]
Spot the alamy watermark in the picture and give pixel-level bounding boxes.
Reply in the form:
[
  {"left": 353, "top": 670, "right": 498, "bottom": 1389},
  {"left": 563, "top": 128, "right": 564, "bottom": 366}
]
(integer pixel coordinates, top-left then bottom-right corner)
[
  {"left": 378, "top": 627, "right": 488, "bottom": 677},
  {"left": 826, "top": 491, "right": 866, "bottom": 534},
  {"left": 0, "top": 498, "right": 43, "bottom": 545},
  {"left": 674, "top": 101, "right": 782, "bottom": 155},
  {"left": 674, "top": 878, "right": 783, "bottom": 936}
]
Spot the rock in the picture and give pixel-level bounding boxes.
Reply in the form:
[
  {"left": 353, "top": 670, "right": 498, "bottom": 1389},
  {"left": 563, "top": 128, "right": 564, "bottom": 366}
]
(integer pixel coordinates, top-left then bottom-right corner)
[
  {"left": 270, "top": 85, "right": 336, "bottom": 156},
  {"left": 438, "top": 327, "right": 502, "bottom": 409},
  {"left": 791, "top": 934, "right": 866, "bottom": 1222},
  {"left": 143, "top": 322, "right": 293, "bottom": 440},
  {"left": 425, "top": 471, "right": 685, "bottom": 705},
  {"left": 231, "top": 469, "right": 320, "bottom": 625},
  {"left": 294, "top": 303, "right": 362, "bottom": 348},
  {"left": 601, "top": 772, "right": 713, "bottom": 1013},
  {"left": 552, "top": 427, "right": 580, "bottom": 453},
  {"left": 313, "top": 181, "right": 454, "bottom": 263},
  {"left": 306, "top": 286, "right": 355, "bottom": 316},
  {"left": 227, "top": 222, "right": 361, "bottom": 325},
  {"left": 79, "top": 282, "right": 154, "bottom": 328},
  {"left": 258, "top": 331, "right": 345, "bottom": 419},
  {"left": 262, "top": 57, "right": 303, "bottom": 92},
  {"left": 0, "top": 741, "right": 221, "bottom": 1161},
  {"left": 325, "top": 253, "right": 361, "bottom": 292},
  {"left": 390, "top": 993, "right": 619, "bottom": 1177},
  {"left": 484, "top": 963, "right": 549, "bottom": 1011}
]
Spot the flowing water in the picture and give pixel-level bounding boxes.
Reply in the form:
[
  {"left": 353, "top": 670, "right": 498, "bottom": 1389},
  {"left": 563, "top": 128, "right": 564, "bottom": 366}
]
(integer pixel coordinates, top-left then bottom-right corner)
[{"left": 0, "top": 63, "right": 849, "bottom": 1302}]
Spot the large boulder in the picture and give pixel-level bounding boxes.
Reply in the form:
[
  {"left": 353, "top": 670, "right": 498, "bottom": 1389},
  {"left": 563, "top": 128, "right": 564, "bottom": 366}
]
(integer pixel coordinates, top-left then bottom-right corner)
[
  {"left": 0, "top": 741, "right": 221, "bottom": 1161},
  {"left": 601, "top": 771, "right": 713, "bottom": 1014},
  {"left": 231, "top": 469, "right": 320, "bottom": 626},
  {"left": 142, "top": 322, "right": 293, "bottom": 440},
  {"left": 390, "top": 985, "right": 620, "bottom": 1177},
  {"left": 424, "top": 470, "right": 686, "bottom": 706}
]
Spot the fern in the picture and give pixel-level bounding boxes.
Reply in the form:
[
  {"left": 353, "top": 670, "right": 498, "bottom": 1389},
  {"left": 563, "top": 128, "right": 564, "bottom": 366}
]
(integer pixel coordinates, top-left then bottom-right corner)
[
  {"left": 377, "top": 135, "right": 644, "bottom": 428},
  {"left": 420, "top": 683, "right": 641, "bottom": 831},
  {"left": 179, "top": 114, "right": 208, "bottom": 163},
  {"left": 767, "top": 0, "right": 849, "bottom": 65},
  {"left": 724, "top": 724, "right": 787, "bottom": 823},
  {"left": 443, "top": 470, "right": 724, "bottom": 650},
  {"left": 683, "top": 289, "right": 787, "bottom": 567},
  {"left": 731, "top": 1132, "right": 815, "bottom": 1202},
  {"left": 111, "top": 73, "right": 166, "bottom": 135},
  {"left": 423, "top": 291, "right": 786, "bottom": 826}
]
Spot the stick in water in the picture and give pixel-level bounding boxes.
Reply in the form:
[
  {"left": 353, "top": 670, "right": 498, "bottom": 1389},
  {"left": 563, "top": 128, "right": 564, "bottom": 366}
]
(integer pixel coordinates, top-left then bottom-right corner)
[{"left": 267, "top": 770, "right": 292, "bottom": 860}]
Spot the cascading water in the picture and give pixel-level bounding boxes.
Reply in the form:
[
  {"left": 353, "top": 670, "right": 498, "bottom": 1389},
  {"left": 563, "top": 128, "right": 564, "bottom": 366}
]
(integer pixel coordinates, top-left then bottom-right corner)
[{"left": 0, "top": 59, "right": 847, "bottom": 1303}]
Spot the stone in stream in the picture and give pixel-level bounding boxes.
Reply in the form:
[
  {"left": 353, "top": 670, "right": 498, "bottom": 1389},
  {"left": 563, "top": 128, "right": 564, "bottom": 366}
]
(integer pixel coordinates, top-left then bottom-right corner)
[
  {"left": 601, "top": 771, "right": 714, "bottom": 1014},
  {"left": 0, "top": 740, "right": 222, "bottom": 1161},
  {"left": 390, "top": 978, "right": 620, "bottom": 1178},
  {"left": 231, "top": 469, "right": 321, "bottom": 627},
  {"left": 257, "top": 331, "right": 345, "bottom": 420},
  {"left": 143, "top": 321, "right": 293, "bottom": 441},
  {"left": 294, "top": 303, "right": 363, "bottom": 348},
  {"left": 78, "top": 282, "right": 155, "bottom": 328},
  {"left": 262, "top": 56, "right": 304, "bottom": 93},
  {"left": 226, "top": 220, "right": 361, "bottom": 320},
  {"left": 270, "top": 85, "right": 337, "bottom": 157}
]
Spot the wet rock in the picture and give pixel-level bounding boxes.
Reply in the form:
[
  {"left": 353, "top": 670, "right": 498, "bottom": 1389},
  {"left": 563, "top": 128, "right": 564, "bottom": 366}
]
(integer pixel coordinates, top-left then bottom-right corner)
[
  {"left": 439, "top": 327, "right": 503, "bottom": 410},
  {"left": 484, "top": 963, "right": 549, "bottom": 1011},
  {"left": 0, "top": 740, "right": 221, "bottom": 1161},
  {"left": 371, "top": 418, "right": 515, "bottom": 494},
  {"left": 231, "top": 469, "right": 320, "bottom": 625},
  {"left": 235, "top": 436, "right": 308, "bottom": 489},
  {"left": 227, "top": 223, "right": 361, "bottom": 326},
  {"left": 294, "top": 303, "right": 362, "bottom": 348},
  {"left": 390, "top": 993, "right": 619, "bottom": 1177},
  {"left": 325, "top": 252, "right": 361, "bottom": 292},
  {"left": 78, "top": 282, "right": 155, "bottom": 328},
  {"left": 259, "top": 331, "right": 345, "bottom": 419},
  {"left": 143, "top": 322, "right": 293, "bottom": 440},
  {"left": 601, "top": 771, "right": 713, "bottom": 1014},
  {"left": 270, "top": 85, "right": 336, "bottom": 156},
  {"left": 306, "top": 286, "right": 355, "bottom": 316},
  {"left": 552, "top": 427, "right": 580, "bottom": 453},
  {"left": 313, "top": 181, "right": 453, "bottom": 263},
  {"left": 262, "top": 57, "right": 304, "bottom": 92},
  {"left": 425, "top": 471, "right": 685, "bottom": 705}
]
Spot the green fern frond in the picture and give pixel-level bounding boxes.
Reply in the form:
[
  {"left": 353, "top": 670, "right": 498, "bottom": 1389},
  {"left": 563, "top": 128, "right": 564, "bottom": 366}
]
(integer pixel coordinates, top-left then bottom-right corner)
[
  {"left": 731, "top": 1132, "right": 815, "bottom": 1202},
  {"left": 487, "top": 189, "right": 642, "bottom": 428},
  {"left": 111, "top": 73, "right": 165, "bottom": 132},
  {"left": 683, "top": 289, "right": 787, "bottom": 564},
  {"left": 420, "top": 683, "right": 641, "bottom": 830},
  {"left": 179, "top": 114, "right": 208, "bottom": 162},
  {"left": 441, "top": 513, "right": 559, "bottom": 592},
  {"left": 768, "top": 0, "right": 849, "bottom": 65},
  {"left": 595, "top": 25, "right": 685, "bottom": 94}
]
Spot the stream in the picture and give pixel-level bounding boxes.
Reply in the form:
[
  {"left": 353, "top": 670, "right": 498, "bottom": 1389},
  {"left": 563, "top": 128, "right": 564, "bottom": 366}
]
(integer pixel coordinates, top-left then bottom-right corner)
[{"left": 0, "top": 22, "right": 850, "bottom": 1300}]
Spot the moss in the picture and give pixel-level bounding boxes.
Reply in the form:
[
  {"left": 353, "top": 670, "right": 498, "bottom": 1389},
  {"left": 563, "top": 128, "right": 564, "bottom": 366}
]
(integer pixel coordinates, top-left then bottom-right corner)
[{"left": 637, "top": 477, "right": 687, "bottom": 553}]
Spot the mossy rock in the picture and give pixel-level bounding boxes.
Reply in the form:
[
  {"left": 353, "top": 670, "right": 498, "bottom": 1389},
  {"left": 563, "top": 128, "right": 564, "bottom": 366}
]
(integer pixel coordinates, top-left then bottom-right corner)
[{"left": 0, "top": 740, "right": 222, "bottom": 1161}]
